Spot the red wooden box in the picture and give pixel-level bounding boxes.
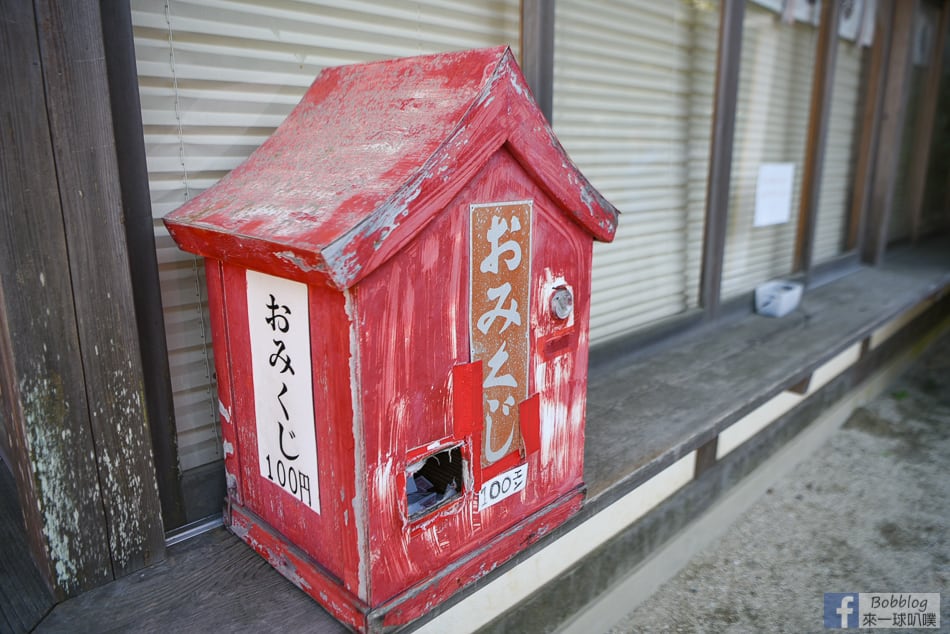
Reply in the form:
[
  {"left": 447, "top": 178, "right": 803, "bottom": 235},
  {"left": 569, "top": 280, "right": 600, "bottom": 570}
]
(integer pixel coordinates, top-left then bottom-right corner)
[{"left": 164, "top": 47, "right": 618, "bottom": 632}]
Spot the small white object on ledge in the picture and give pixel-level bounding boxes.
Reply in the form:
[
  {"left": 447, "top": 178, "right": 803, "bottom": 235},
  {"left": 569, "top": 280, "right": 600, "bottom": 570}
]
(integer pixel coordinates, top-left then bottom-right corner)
[{"left": 755, "top": 280, "right": 803, "bottom": 318}]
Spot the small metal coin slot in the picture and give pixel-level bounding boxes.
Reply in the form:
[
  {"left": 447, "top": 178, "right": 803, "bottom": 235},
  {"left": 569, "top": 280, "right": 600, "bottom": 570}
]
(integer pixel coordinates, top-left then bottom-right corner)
[
  {"left": 407, "top": 446, "right": 463, "bottom": 518},
  {"left": 551, "top": 286, "right": 574, "bottom": 320}
]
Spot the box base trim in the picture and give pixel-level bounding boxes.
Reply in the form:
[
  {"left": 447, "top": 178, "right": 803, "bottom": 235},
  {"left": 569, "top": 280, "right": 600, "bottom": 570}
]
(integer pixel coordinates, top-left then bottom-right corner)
[{"left": 225, "top": 485, "right": 585, "bottom": 633}]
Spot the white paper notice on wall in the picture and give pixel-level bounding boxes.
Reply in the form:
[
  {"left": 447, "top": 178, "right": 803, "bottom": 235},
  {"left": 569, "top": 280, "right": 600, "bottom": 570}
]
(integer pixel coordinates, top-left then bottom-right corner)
[
  {"left": 247, "top": 269, "right": 320, "bottom": 513},
  {"left": 754, "top": 163, "right": 796, "bottom": 227}
]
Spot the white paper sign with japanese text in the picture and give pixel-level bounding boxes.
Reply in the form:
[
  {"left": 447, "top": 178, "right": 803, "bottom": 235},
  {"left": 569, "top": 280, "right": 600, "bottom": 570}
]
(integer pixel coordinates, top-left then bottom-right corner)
[
  {"left": 478, "top": 463, "right": 528, "bottom": 511},
  {"left": 247, "top": 270, "right": 320, "bottom": 513},
  {"left": 754, "top": 162, "right": 796, "bottom": 227}
]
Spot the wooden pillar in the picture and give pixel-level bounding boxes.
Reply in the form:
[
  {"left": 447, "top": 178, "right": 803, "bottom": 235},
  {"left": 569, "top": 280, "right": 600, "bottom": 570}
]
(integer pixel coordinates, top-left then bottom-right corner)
[
  {"left": 0, "top": 0, "right": 164, "bottom": 599},
  {"left": 699, "top": 0, "right": 745, "bottom": 317},
  {"left": 794, "top": 0, "right": 841, "bottom": 274},
  {"left": 99, "top": 1, "right": 186, "bottom": 531},
  {"left": 521, "top": 0, "right": 555, "bottom": 122},
  {"left": 847, "top": 1, "right": 891, "bottom": 253},
  {"left": 861, "top": 0, "right": 918, "bottom": 265},
  {"left": 908, "top": 2, "right": 950, "bottom": 242}
]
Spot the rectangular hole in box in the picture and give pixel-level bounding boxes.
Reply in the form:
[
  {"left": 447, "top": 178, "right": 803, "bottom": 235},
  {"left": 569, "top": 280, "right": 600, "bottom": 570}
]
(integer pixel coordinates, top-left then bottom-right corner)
[{"left": 407, "top": 446, "right": 463, "bottom": 518}]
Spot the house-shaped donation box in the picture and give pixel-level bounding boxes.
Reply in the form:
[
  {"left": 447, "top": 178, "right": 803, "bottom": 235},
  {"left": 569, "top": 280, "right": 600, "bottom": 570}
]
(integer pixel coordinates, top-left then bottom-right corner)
[{"left": 164, "top": 46, "right": 618, "bottom": 632}]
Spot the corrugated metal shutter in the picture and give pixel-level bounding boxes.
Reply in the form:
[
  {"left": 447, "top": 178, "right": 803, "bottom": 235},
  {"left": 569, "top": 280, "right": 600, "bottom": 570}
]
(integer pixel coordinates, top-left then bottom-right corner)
[
  {"left": 553, "top": 0, "right": 718, "bottom": 344},
  {"left": 812, "top": 39, "right": 868, "bottom": 264},
  {"left": 720, "top": 5, "right": 817, "bottom": 300},
  {"left": 131, "top": 0, "right": 520, "bottom": 473}
]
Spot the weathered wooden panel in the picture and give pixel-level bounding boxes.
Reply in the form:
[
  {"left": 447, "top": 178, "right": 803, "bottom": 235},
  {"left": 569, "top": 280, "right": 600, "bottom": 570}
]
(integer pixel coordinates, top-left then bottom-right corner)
[
  {"left": 34, "top": 527, "right": 348, "bottom": 633},
  {"left": 0, "top": 440, "right": 55, "bottom": 632},
  {"left": 357, "top": 148, "right": 593, "bottom": 605},
  {"left": 33, "top": 0, "right": 165, "bottom": 576},
  {"left": 219, "top": 262, "right": 363, "bottom": 597},
  {"left": 99, "top": 1, "right": 186, "bottom": 530},
  {"left": 0, "top": 0, "right": 113, "bottom": 597}
]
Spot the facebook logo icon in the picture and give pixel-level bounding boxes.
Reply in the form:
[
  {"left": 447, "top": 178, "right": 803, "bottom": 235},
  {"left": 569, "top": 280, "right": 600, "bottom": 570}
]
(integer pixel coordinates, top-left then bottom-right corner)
[{"left": 824, "top": 593, "right": 859, "bottom": 628}]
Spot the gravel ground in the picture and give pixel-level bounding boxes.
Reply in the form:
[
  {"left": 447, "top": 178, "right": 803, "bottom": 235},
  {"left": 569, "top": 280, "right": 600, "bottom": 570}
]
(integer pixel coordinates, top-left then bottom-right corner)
[{"left": 611, "top": 331, "right": 950, "bottom": 633}]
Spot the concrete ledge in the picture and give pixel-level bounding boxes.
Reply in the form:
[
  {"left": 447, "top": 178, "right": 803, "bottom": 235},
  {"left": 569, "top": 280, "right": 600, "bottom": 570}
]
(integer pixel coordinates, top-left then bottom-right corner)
[
  {"left": 583, "top": 243, "right": 950, "bottom": 512},
  {"left": 467, "top": 299, "right": 950, "bottom": 634},
  {"left": 562, "top": 315, "right": 950, "bottom": 634}
]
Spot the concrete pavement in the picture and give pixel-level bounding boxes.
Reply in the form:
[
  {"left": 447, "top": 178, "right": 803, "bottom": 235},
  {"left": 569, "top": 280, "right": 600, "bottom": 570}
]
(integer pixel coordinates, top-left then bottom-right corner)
[{"left": 601, "top": 329, "right": 950, "bottom": 633}]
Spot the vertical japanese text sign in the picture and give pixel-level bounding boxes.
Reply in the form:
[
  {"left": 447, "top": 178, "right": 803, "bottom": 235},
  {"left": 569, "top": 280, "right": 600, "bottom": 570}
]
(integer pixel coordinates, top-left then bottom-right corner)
[
  {"left": 247, "top": 270, "right": 320, "bottom": 513},
  {"left": 470, "top": 201, "right": 532, "bottom": 467}
]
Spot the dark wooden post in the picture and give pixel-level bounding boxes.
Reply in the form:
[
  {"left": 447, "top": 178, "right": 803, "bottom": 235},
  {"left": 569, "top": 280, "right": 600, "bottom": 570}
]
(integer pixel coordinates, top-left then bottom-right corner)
[
  {"left": 794, "top": 0, "right": 841, "bottom": 274},
  {"left": 861, "top": 0, "right": 918, "bottom": 265},
  {"left": 908, "top": 3, "right": 950, "bottom": 242},
  {"left": 0, "top": 0, "right": 165, "bottom": 598},
  {"left": 847, "top": 1, "right": 893, "bottom": 254},
  {"left": 99, "top": 1, "right": 186, "bottom": 531},
  {"left": 521, "top": 0, "right": 555, "bottom": 122},
  {"left": 699, "top": 0, "right": 745, "bottom": 317}
]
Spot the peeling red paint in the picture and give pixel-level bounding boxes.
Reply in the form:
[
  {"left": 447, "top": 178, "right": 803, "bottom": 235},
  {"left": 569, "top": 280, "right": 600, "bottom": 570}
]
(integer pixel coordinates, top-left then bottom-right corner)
[
  {"left": 164, "top": 47, "right": 617, "bottom": 290},
  {"left": 165, "top": 47, "right": 617, "bottom": 633}
]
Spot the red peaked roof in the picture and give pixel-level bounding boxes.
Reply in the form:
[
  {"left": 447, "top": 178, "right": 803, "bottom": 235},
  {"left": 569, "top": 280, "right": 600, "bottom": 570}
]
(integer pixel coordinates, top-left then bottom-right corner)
[{"left": 165, "top": 46, "right": 619, "bottom": 289}]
